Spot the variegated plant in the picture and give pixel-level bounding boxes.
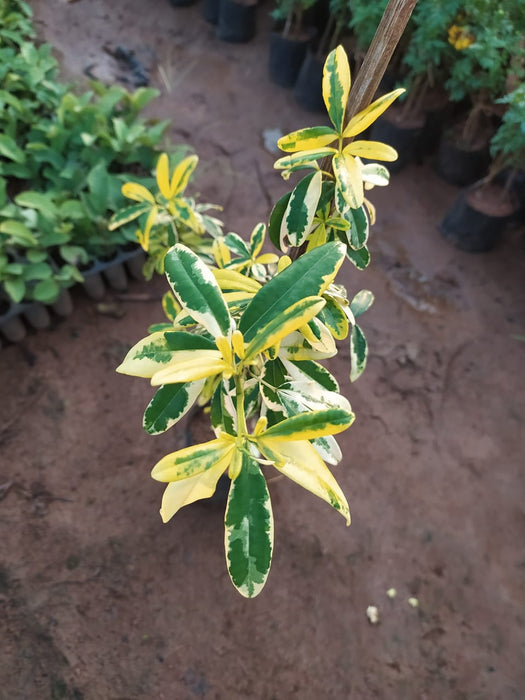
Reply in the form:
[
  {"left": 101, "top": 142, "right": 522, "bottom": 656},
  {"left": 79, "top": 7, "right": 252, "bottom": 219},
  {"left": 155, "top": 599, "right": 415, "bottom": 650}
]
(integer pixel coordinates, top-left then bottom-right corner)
[
  {"left": 117, "top": 45, "right": 402, "bottom": 597},
  {"left": 108, "top": 152, "right": 223, "bottom": 279}
]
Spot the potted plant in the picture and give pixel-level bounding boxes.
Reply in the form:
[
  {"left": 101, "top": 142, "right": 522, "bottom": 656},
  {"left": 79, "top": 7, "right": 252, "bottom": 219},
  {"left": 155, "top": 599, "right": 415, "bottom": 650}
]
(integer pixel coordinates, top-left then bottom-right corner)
[
  {"left": 371, "top": 0, "right": 460, "bottom": 169},
  {"left": 293, "top": 0, "right": 353, "bottom": 111},
  {"left": 440, "top": 82, "right": 525, "bottom": 252},
  {"left": 437, "top": 1, "right": 524, "bottom": 186},
  {"left": 115, "top": 43, "right": 408, "bottom": 597},
  {"left": 216, "top": 0, "right": 258, "bottom": 43},
  {"left": 268, "top": 0, "right": 318, "bottom": 88}
]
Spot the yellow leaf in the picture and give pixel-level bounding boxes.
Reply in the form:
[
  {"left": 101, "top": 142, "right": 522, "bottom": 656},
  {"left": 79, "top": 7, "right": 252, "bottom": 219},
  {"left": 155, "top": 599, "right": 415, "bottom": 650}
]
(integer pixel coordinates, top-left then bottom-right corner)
[
  {"left": 343, "top": 88, "right": 405, "bottom": 138},
  {"left": 121, "top": 182, "right": 155, "bottom": 204},
  {"left": 170, "top": 154, "right": 198, "bottom": 197},
  {"left": 142, "top": 205, "right": 158, "bottom": 251},
  {"left": 345, "top": 140, "right": 398, "bottom": 162},
  {"left": 156, "top": 153, "right": 171, "bottom": 199},
  {"left": 151, "top": 354, "right": 229, "bottom": 385},
  {"left": 159, "top": 462, "right": 228, "bottom": 522},
  {"left": 259, "top": 438, "right": 350, "bottom": 524}
]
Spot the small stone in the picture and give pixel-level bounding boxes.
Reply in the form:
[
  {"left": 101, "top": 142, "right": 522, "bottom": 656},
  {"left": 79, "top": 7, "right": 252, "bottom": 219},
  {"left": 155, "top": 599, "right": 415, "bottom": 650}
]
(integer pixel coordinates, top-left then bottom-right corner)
[
  {"left": 262, "top": 128, "right": 283, "bottom": 155},
  {"left": 366, "top": 605, "right": 379, "bottom": 624},
  {"left": 386, "top": 588, "right": 397, "bottom": 599},
  {"left": 408, "top": 597, "right": 419, "bottom": 608}
]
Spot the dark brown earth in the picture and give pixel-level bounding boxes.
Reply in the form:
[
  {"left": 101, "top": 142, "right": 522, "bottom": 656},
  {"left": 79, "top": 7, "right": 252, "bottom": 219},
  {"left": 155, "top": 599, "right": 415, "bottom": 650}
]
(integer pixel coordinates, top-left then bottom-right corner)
[{"left": 1, "top": 1, "right": 525, "bottom": 698}]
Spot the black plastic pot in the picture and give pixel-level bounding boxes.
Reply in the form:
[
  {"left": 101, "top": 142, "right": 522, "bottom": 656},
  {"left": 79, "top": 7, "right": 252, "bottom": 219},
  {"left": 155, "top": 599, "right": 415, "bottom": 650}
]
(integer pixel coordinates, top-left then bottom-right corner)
[
  {"left": 203, "top": 0, "right": 220, "bottom": 24},
  {"left": 371, "top": 115, "right": 424, "bottom": 173},
  {"left": 294, "top": 51, "right": 325, "bottom": 113},
  {"left": 436, "top": 133, "right": 490, "bottom": 187},
  {"left": 439, "top": 188, "right": 514, "bottom": 252},
  {"left": 269, "top": 32, "right": 311, "bottom": 89},
  {"left": 168, "top": 0, "right": 198, "bottom": 7},
  {"left": 217, "top": 0, "right": 257, "bottom": 43}
]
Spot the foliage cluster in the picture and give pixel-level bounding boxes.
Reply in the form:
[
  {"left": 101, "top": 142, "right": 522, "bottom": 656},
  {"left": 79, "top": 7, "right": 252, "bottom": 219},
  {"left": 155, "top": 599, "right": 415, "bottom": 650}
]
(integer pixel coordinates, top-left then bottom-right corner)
[
  {"left": 116, "top": 46, "right": 404, "bottom": 597},
  {"left": 0, "top": 0, "right": 200, "bottom": 306}
]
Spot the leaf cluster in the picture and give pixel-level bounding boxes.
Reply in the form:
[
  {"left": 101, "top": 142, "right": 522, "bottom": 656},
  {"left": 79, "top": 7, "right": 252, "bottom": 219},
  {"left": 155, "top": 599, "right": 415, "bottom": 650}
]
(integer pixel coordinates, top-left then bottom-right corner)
[
  {"left": 0, "top": 1, "right": 178, "bottom": 304},
  {"left": 444, "top": 0, "right": 525, "bottom": 104},
  {"left": 489, "top": 83, "right": 525, "bottom": 172}
]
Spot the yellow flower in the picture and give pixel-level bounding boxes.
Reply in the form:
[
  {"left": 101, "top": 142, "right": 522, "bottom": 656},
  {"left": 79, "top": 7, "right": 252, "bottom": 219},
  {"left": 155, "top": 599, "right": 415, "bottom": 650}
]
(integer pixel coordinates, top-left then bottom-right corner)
[{"left": 448, "top": 24, "right": 475, "bottom": 50}]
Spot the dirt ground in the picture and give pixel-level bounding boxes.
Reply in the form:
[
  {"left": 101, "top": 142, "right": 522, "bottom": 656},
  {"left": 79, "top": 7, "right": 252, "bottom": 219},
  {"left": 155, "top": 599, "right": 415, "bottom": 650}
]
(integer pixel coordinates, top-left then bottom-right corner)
[{"left": 1, "top": 0, "right": 525, "bottom": 698}]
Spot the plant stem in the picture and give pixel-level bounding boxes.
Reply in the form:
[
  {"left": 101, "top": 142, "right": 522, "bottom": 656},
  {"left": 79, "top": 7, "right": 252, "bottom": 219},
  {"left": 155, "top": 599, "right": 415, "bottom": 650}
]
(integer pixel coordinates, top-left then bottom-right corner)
[{"left": 235, "top": 373, "right": 247, "bottom": 437}]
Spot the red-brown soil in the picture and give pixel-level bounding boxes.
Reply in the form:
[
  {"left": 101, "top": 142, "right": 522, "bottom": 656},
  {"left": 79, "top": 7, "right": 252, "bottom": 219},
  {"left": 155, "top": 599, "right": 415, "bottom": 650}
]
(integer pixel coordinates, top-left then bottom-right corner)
[{"left": 1, "top": 1, "right": 525, "bottom": 698}]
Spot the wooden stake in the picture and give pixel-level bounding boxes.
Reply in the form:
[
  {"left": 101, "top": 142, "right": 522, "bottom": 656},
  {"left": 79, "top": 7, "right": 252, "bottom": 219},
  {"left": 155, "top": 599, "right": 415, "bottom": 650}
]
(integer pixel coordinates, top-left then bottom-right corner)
[{"left": 346, "top": 0, "right": 418, "bottom": 121}]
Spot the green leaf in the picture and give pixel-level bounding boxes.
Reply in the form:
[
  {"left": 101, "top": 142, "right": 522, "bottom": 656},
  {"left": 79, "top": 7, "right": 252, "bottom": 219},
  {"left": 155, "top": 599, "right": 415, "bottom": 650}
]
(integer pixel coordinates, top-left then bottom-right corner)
[
  {"left": 33, "top": 278, "right": 60, "bottom": 303},
  {"left": 143, "top": 380, "right": 204, "bottom": 435},
  {"left": 259, "top": 409, "right": 354, "bottom": 441},
  {"left": 0, "top": 134, "right": 25, "bottom": 163},
  {"left": 322, "top": 45, "right": 351, "bottom": 133},
  {"left": 108, "top": 202, "right": 150, "bottom": 230},
  {"left": 4, "top": 277, "right": 25, "bottom": 303},
  {"left": 14, "top": 191, "right": 57, "bottom": 218},
  {"left": 224, "top": 451, "right": 273, "bottom": 598},
  {"left": 286, "top": 359, "right": 339, "bottom": 392},
  {"left": 320, "top": 296, "right": 349, "bottom": 340},
  {"left": 345, "top": 244, "right": 370, "bottom": 270},
  {"left": 281, "top": 171, "right": 322, "bottom": 248},
  {"left": 268, "top": 191, "right": 291, "bottom": 251},
  {"left": 224, "top": 232, "right": 249, "bottom": 257},
  {"left": 0, "top": 220, "right": 38, "bottom": 246},
  {"left": 164, "top": 331, "right": 215, "bottom": 351},
  {"left": 350, "top": 290, "right": 374, "bottom": 318},
  {"left": 350, "top": 324, "right": 368, "bottom": 381},
  {"left": 164, "top": 244, "right": 231, "bottom": 338},
  {"left": 343, "top": 205, "right": 369, "bottom": 250},
  {"left": 239, "top": 242, "right": 345, "bottom": 343}
]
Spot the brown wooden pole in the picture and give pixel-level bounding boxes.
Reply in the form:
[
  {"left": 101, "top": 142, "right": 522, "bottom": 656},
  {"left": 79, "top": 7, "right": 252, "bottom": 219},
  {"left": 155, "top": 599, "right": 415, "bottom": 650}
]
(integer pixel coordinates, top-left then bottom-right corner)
[{"left": 346, "top": 0, "right": 418, "bottom": 121}]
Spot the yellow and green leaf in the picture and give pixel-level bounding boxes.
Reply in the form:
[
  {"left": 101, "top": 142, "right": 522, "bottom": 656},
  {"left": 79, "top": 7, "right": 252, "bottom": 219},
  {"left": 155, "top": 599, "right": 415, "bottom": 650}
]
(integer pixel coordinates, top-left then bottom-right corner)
[
  {"left": 212, "top": 268, "right": 262, "bottom": 294},
  {"left": 278, "top": 126, "right": 337, "bottom": 153},
  {"left": 333, "top": 152, "right": 363, "bottom": 210},
  {"left": 258, "top": 438, "right": 350, "bottom": 524},
  {"left": 143, "top": 380, "right": 204, "bottom": 435},
  {"left": 321, "top": 296, "right": 349, "bottom": 340},
  {"left": 280, "top": 171, "right": 322, "bottom": 248},
  {"left": 108, "top": 202, "right": 150, "bottom": 231},
  {"left": 323, "top": 45, "right": 351, "bottom": 133},
  {"left": 151, "top": 436, "right": 235, "bottom": 482},
  {"left": 274, "top": 147, "right": 337, "bottom": 172},
  {"left": 239, "top": 241, "right": 345, "bottom": 343},
  {"left": 224, "top": 451, "right": 274, "bottom": 598},
  {"left": 243, "top": 296, "right": 325, "bottom": 361},
  {"left": 169, "top": 154, "right": 198, "bottom": 198},
  {"left": 150, "top": 349, "right": 229, "bottom": 385},
  {"left": 258, "top": 408, "right": 354, "bottom": 441},
  {"left": 164, "top": 244, "right": 232, "bottom": 338},
  {"left": 349, "top": 323, "right": 368, "bottom": 381},
  {"left": 117, "top": 331, "right": 177, "bottom": 378}
]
